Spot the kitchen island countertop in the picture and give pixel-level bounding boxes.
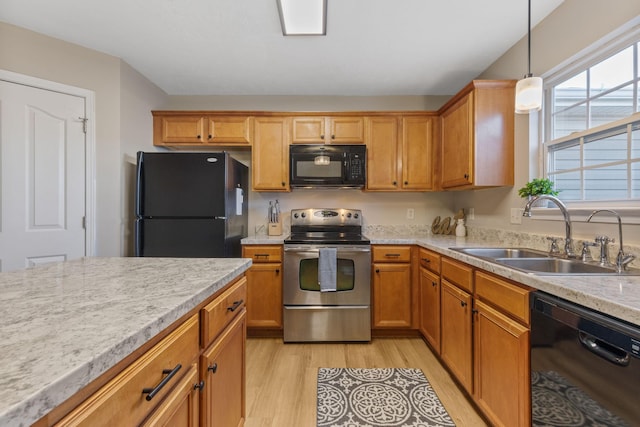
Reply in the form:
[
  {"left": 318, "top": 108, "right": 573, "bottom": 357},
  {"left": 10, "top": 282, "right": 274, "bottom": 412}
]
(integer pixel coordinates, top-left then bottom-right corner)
[{"left": 0, "top": 256, "right": 251, "bottom": 427}]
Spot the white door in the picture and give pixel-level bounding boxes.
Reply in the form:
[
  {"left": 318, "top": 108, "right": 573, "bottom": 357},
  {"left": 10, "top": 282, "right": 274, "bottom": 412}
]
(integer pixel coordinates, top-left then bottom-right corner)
[{"left": 0, "top": 80, "right": 86, "bottom": 272}]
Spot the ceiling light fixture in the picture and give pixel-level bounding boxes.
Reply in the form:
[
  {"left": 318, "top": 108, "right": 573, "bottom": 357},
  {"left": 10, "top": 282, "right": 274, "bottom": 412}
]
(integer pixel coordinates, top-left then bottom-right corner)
[
  {"left": 314, "top": 155, "right": 331, "bottom": 166},
  {"left": 277, "top": 0, "right": 327, "bottom": 36},
  {"left": 515, "top": 0, "right": 543, "bottom": 114}
]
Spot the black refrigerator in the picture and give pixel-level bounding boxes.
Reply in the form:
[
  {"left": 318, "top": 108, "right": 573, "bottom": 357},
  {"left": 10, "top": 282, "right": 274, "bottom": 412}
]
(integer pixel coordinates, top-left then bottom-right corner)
[{"left": 134, "top": 152, "right": 248, "bottom": 258}]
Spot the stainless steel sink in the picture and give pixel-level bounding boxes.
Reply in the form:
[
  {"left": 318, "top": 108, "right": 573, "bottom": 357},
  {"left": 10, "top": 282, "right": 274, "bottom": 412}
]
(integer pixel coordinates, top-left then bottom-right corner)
[
  {"left": 450, "top": 247, "right": 548, "bottom": 259},
  {"left": 449, "top": 247, "right": 640, "bottom": 275},
  {"left": 494, "top": 258, "right": 628, "bottom": 275}
]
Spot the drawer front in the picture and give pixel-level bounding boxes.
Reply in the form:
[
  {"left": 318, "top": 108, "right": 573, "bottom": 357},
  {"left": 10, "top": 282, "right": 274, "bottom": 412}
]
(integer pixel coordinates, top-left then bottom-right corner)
[
  {"left": 56, "top": 315, "right": 199, "bottom": 427},
  {"left": 242, "top": 245, "right": 282, "bottom": 263},
  {"left": 201, "top": 277, "right": 247, "bottom": 348},
  {"left": 372, "top": 245, "right": 412, "bottom": 263},
  {"left": 441, "top": 257, "right": 473, "bottom": 293},
  {"left": 475, "top": 271, "right": 530, "bottom": 325},
  {"left": 418, "top": 247, "right": 441, "bottom": 274}
]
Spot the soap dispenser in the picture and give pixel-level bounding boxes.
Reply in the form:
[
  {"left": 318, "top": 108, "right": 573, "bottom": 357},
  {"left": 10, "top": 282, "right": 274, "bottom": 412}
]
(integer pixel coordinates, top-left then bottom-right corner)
[{"left": 455, "top": 218, "right": 466, "bottom": 237}]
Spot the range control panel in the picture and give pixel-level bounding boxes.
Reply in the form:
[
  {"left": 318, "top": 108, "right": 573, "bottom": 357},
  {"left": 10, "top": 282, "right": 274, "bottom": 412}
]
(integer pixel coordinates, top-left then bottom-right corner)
[{"left": 290, "top": 208, "right": 362, "bottom": 227}]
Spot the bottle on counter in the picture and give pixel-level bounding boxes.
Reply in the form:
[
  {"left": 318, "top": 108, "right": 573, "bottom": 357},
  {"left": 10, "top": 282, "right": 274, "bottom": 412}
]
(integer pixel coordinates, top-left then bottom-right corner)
[{"left": 455, "top": 219, "right": 466, "bottom": 237}]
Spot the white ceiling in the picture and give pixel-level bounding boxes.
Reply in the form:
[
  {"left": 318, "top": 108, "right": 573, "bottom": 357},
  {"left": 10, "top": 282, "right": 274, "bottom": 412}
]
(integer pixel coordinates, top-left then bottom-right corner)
[{"left": 0, "top": 0, "right": 564, "bottom": 96}]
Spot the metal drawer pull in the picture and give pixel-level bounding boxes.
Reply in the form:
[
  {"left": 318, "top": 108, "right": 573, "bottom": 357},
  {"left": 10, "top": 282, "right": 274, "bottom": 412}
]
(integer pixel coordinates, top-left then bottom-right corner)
[
  {"left": 421, "top": 258, "right": 430, "bottom": 263},
  {"left": 193, "top": 380, "right": 205, "bottom": 391},
  {"left": 142, "top": 363, "right": 182, "bottom": 401},
  {"left": 227, "top": 299, "right": 244, "bottom": 312},
  {"left": 255, "top": 254, "right": 270, "bottom": 257},
  {"left": 385, "top": 253, "right": 401, "bottom": 257}
]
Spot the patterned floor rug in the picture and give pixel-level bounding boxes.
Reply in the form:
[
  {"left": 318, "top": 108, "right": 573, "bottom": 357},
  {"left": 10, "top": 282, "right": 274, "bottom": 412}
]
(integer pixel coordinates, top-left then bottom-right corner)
[
  {"left": 317, "top": 368, "right": 456, "bottom": 427},
  {"left": 532, "top": 370, "right": 629, "bottom": 427}
]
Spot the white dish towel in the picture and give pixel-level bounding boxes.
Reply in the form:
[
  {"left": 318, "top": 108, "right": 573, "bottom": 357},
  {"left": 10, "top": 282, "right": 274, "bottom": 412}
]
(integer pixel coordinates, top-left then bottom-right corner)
[{"left": 318, "top": 247, "right": 337, "bottom": 292}]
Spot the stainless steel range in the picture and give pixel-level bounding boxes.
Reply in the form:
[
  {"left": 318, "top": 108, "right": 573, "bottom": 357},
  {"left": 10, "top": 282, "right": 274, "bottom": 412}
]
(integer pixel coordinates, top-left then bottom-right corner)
[{"left": 283, "top": 208, "right": 371, "bottom": 342}]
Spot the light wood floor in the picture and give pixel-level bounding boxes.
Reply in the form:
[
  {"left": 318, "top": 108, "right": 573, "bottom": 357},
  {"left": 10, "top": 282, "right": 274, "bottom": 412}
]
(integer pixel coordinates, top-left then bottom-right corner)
[{"left": 245, "top": 337, "right": 487, "bottom": 426}]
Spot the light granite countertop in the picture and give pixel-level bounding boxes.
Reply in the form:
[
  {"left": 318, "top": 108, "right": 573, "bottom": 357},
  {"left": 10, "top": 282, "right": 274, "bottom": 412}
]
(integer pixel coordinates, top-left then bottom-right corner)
[
  {"left": 242, "top": 233, "right": 640, "bottom": 326},
  {"left": 0, "top": 257, "right": 251, "bottom": 427}
]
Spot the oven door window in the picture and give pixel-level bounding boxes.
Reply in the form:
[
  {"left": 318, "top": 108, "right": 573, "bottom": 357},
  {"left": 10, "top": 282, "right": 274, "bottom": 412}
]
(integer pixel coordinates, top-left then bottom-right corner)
[{"left": 298, "top": 258, "right": 355, "bottom": 291}]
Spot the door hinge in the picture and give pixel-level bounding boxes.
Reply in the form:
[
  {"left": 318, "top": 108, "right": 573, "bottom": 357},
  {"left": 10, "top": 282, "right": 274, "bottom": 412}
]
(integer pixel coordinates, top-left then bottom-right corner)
[{"left": 78, "top": 117, "right": 88, "bottom": 134}]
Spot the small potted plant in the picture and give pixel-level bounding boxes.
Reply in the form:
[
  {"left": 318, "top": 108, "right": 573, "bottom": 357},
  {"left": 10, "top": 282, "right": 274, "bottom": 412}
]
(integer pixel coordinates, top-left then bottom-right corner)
[{"left": 518, "top": 178, "right": 559, "bottom": 206}]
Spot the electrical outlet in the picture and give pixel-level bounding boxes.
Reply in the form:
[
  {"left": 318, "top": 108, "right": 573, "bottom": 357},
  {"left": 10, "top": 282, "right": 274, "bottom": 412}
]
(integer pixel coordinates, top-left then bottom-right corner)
[
  {"left": 510, "top": 208, "right": 523, "bottom": 224},
  {"left": 467, "top": 208, "right": 475, "bottom": 220},
  {"left": 407, "top": 208, "right": 415, "bottom": 220}
]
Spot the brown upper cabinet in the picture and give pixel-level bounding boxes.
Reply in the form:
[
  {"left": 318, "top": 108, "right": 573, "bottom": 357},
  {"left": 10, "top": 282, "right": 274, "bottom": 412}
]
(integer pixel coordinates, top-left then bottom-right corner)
[
  {"left": 153, "top": 112, "right": 253, "bottom": 146},
  {"left": 291, "top": 116, "right": 365, "bottom": 144},
  {"left": 366, "top": 115, "right": 434, "bottom": 191},
  {"left": 439, "top": 80, "right": 515, "bottom": 189}
]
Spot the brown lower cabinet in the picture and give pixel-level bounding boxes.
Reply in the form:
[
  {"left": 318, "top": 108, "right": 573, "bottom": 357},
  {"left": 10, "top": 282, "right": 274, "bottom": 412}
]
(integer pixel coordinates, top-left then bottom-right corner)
[
  {"left": 372, "top": 245, "right": 412, "bottom": 329},
  {"left": 423, "top": 254, "right": 531, "bottom": 427},
  {"left": 51, "top": 277, "right": 247, "bottom": 427},
  {"left": 242, "top": 245, "right": 283, "bottom": 332}
]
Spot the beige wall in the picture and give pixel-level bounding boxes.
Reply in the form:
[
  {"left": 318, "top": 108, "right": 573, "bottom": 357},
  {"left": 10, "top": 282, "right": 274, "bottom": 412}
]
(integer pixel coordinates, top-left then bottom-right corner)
[{"left": 462, "top": 0, "right": 640, "bottom": 245}]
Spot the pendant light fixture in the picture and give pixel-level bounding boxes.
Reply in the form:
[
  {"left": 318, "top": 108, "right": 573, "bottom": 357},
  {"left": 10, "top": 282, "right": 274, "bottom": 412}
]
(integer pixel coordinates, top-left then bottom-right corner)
[{"left": 515, "top": 0, "right": 543, "bottom": 114}]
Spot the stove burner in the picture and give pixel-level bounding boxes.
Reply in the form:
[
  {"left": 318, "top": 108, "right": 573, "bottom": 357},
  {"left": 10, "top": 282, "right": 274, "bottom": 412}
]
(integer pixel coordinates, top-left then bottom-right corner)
[{"left": 285, "top": 208, "right": 368, "bottom": 245}]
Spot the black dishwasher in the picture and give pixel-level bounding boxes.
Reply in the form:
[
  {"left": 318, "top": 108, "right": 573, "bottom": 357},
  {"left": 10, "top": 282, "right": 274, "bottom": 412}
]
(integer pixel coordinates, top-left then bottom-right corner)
[{"left": 530, "top": 291, "right": 640, "bottom": 426}]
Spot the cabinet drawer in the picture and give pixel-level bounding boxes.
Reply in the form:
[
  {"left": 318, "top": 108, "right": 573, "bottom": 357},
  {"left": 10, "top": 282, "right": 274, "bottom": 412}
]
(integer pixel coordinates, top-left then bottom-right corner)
[
  {"left": 418, "top": 247, "right": 441, "bottom": 274},
  {"left": 201, "top": 277, "right": 247, "bottom": 348},
  {"left": 475, "top": 271, "right": 530, "bottom": 325},
  {"left": 441, "top": 257, "right": 473, "bottom": 293},
  {"left": 56, "top": 315, "right": 199, "bottom": 427},
  {"left": 372, "top": 245, "right": 412, "bottom": 263},
  {"left": 242, "top": 245, "right": 282, "bottom": 263}
]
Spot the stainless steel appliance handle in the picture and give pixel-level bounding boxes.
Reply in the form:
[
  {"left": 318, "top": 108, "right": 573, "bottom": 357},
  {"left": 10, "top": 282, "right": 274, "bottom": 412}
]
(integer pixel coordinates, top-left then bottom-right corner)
[
  {"left": 284, "top": 246, "right": 371, "bottom": 253},
  {"left": 578, "top": 332, "right": 630, "bottom": 366}
]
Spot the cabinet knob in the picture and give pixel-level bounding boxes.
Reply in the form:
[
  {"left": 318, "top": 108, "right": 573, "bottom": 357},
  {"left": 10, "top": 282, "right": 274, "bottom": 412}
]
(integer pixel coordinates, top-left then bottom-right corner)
[
  {"left": 193, "top": 380, "right": 205, "bottom": 391},
  {"left": 464, "top": 173, "right": 469, "bottom": 179},
  {"left": 208, "top": 134, "right": 212, "bottom": 139},
  {"left": 393, "top": 181, "right": 397, "bottom": 186},
  {"left": 197, "top": 135, "right": 201, "bottom": 139},
  {"left": 275, "top": 268, "right": 280, "bottom": 274},
  {"left": 375, "top": 269, "right": 380, "bottom": 273},
  {"left": 282, "top": 182, "right": 286, "bottom": 187},
  {"left": 320, "top": 134, "right": 325, "bottom": 139},
  {"left": 460, "top": 301, "right": 467, "bottom": 307},
  {"left": 331, "top": 134, "right": 335, "bottom": 139},
  {"left": 208, "top": 363, "right": 218, "bottom": 373},
  {"left": 432, "top": 281, "right": 437, "bottom": 287},
  {"left": 404, "top": 181, "right": 408, "bottom": 185}
]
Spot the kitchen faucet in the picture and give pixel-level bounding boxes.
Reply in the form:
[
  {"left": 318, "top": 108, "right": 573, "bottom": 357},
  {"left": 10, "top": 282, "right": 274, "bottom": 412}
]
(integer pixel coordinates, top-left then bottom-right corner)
[
  {"left": 523, "top": 195, "right": 576, "bottom": 258},
  {"left": 586, "top": 209, "right": 636, "bottom": 273}
]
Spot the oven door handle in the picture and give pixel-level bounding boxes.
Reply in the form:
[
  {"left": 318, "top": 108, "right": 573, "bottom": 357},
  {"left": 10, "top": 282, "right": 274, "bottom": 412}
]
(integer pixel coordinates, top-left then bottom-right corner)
[{"left": 284, "top": 247, "right": 371, "bottom": 253}]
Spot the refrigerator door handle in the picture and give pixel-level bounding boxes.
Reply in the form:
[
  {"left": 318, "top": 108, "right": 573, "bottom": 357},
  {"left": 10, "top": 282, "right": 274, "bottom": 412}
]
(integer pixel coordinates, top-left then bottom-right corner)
[{"left": 214, "top": 216, "right": 227, "bottom": 220}]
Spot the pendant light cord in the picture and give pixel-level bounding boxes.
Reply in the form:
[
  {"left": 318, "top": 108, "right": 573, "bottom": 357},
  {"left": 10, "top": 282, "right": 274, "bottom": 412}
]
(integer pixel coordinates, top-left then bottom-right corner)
[{"left": 527, "top": 0, "right": 532, "bottom": 77}]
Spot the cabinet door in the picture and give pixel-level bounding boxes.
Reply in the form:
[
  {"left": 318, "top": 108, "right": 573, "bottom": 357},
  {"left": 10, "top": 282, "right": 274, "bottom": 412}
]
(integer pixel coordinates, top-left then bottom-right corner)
[
  {"left": 474, "top": 300, "right": 530, "bottom": 427},
  {"left": 328, "top": 117, "right": 364, "bottom": 143},
  {"left": 419, "top": 266, "right": 440, "bottom": 353},
  {"left": 366, "top": 116, "right": 399, "bottom": 190},
  {"left": 245, "top": 263, "right": 283, "bottom": 328},
  {"left": 401, "top": 116, "right": 433, "bottom": 190},
  {"left": 291, "top": 117, "right": 326, "bottom": 143},
  {"left": 157, "top": 115, "right": 207, "bottom": 145},
  {"left": 201, "top": 310, "right": 246, "bottom": 427},
  {"left": 372, "top": 262, "right": 411, "bottom": 328},
  {"left": 440, "top": 279, "right": 473, "bottom": 393},
  {"left": 441, "top": 92, "right": 473, "bottom": 188},
  {"left": 207, "top": 116, "right": 253, "bottom": 144},
  {"left": 252, "top": 117, "right": 289, "bottom": 191},
  {"left": 141, "top": 363, "right": 200, "bottom": 427}
]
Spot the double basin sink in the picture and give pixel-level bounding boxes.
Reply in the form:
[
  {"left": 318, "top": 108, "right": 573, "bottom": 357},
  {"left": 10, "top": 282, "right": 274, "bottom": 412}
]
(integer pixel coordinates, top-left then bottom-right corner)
[{"left": 450, "top": 247, "right": 640, "bottom": 276}]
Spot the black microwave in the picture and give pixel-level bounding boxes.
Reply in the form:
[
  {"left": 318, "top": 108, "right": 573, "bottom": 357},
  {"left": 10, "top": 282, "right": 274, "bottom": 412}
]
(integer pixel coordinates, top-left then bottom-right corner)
[{"left": 289, "top": 145, "right": 366, "bottom": 188}]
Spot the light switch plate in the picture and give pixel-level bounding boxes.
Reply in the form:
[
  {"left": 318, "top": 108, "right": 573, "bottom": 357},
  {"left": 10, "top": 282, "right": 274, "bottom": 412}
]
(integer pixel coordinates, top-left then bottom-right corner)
[{"left": 510, "top": 208, "right": 523, "bottom": 224}]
